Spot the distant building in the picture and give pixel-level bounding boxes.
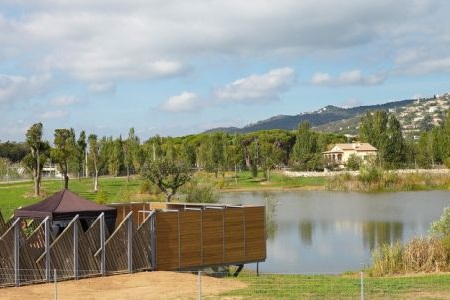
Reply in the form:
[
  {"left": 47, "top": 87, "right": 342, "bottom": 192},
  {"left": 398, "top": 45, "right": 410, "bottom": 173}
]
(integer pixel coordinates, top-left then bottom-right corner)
[
  {"left": 323, "top": 143, "right": 377, "bottom": 168},
  {"left": 42, "top": 164, "right": 63, "bottom": 178}
]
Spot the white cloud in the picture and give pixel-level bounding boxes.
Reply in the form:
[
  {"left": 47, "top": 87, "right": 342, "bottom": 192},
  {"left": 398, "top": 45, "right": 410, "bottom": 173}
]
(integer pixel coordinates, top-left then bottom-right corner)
[
  {"left": 88, "top": 82, "right": 115, "bottom": 93},
  {"left": 214, "top": 67, "right": 296, "bottom": 103},
  {"left": 0, "top": 73, "right": 51, "bottom": 105},
  {"left": 311, "top": 70, "right": 385, "bottom": 86},
  {"left": 161, "top": 92, "right": 201, "bottom": 112},
  {"left": 50, "top": 95, "right": 80, "bottom": 106},
  {"left": 0, "top": 0, "right": 444, "bottom": 83},
  {"left": 37, "top": 110, "right": 69, "bottom": 120}
]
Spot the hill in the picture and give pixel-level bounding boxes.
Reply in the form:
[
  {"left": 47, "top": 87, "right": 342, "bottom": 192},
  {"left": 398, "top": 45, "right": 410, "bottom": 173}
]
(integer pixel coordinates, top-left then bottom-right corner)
[{"left": 205, "top": 93, "right": 450, "bottom": 137}]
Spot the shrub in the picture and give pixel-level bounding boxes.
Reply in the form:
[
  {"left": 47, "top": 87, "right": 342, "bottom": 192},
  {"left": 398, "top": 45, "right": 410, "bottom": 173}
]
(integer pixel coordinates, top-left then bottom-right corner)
[
  {"left": 95, "top": 190, "right": 108, "bottom": 204},
  {"left": 182, "top": 180, "right": 218, "bottom": 203},
  {"left": 345, "top": 154, "right": 362, "bottom": 171}
]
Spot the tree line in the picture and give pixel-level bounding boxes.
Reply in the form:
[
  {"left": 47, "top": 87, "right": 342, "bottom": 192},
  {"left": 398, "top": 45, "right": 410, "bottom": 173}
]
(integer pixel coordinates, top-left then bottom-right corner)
[{"left": 0, "top": 109, "right": 449, "bottom": 197}]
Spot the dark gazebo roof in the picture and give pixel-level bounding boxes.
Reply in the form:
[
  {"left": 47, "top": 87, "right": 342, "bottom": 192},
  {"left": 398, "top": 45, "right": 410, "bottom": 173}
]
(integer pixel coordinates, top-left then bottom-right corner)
[{"left": 14, "top": 189, "right": 116, "bottom": 221}]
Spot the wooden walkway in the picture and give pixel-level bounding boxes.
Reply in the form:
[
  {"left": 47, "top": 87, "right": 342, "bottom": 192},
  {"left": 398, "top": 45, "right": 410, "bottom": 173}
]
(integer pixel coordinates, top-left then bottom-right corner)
[{"left": 0, "top": 202, "right": 266, "bottom": 287}]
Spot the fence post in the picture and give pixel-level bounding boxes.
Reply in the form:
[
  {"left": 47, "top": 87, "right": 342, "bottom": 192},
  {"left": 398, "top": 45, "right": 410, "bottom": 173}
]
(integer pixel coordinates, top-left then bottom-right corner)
[
  {"left": 127, "top": 214, "right": 133, "bottom": 273},
  {"left": 100, "top": 213, "right": 106, "bottom": 276},
  {"left": 45, "top": 217, "right": 51, "bottom": 282},
  {"left": 73, "top": 215, "right": 79, "bottom": 279},
  {"left": 14, "top": 218, "right": 20, "bottom": 286},
  {"left": 54, "top": 269, "right": 58, "bottom": 300},
  {"left": 360, "top": 271, "right": 364, "bottom": 300},
  {"left": 198, "top": 270, "right": 202, "bottom": 300}
]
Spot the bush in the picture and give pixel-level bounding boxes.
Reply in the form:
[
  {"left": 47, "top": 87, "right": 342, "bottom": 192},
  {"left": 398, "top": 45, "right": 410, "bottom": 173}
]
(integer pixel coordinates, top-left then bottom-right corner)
[
  {"left": 95, "top": 190, "right": 108, "bottom": 204},
  {"left": 345, "top": 154, "right": 362, "bottom": 171},
  {"left": 430, "top": 207, "right": 450, "bottom": 238},
  {"left": 359, "top": 163, "right": 383, "bottom": 184},
  {"left": 182, "top": 180, "right": 218, "bottom": 203}
]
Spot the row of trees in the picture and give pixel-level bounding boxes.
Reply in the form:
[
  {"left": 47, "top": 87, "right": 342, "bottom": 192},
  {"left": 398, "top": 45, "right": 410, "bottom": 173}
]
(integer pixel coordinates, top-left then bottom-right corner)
[{"left": 1, "top": 109, "right": 449, "bottom": 197}]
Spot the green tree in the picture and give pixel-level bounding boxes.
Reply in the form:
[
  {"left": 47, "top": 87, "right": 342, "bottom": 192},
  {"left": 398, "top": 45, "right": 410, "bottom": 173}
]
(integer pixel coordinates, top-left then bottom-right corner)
[
  {"left": 23, "top": 123, "right": 49, "bottom": 196},
  {"left": 51, "top": 128, "right": 76, "bottom": 189},
  {"left": 290, "top": 121, "right": 320, "bottom": 171},
  {"left": 88, "top": 134, "right": 100, "bottom": 191},
  {"left": 359, "top": 111, "right": 406, "bottom": 168},
  {"left": 124, "top": 128, "right": 140, "bottom": 181},
  {"left": 141, "top": 159, "right": 191, "bottom": 202},
  {"left": 76, "top": 130, "right": 87, "bottom": 180},
  {"left": 384, "top": 116, "right": 406, "bottom": 168}
]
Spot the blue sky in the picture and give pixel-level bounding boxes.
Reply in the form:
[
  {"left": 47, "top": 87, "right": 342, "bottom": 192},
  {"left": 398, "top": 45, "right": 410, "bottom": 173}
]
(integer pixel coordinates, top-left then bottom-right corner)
[{"left": 1, "top": 0, "right": 450, "bottom": 142}]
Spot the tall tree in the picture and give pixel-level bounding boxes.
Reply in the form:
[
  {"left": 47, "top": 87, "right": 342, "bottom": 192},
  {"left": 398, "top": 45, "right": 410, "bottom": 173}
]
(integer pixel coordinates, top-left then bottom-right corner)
[
  {"left": 88, "top": 134, "right": 100, "bottom": 191},
  {"left": 141, "top": 159, "right": 191, "bottom": 202},
  {"left": 24, "top": 123, "right": 49, "bottom": 196},
  {"left": 359, "top": 111, "right": 406, "bottom": 168},
  {"left": 76, "top": 130, "right": 87, "bottom": 180},
  {"left": 290, "top": 121, "right": 321, "bottom": 171},
  {"left": 51, "top": 128, "right": 76, "bottom": 189},
  {"left": 123, "top": 128, "right": 140, "bottom": 181}
]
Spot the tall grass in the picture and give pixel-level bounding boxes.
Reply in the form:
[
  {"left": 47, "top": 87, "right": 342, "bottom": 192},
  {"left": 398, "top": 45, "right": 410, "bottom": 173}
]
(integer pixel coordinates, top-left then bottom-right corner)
[
  {"left": 327, "top": 170, "right": 450, "bottom": 192},
  {"left": 370, "top": 238, "right": 450, "bottom": 276}
]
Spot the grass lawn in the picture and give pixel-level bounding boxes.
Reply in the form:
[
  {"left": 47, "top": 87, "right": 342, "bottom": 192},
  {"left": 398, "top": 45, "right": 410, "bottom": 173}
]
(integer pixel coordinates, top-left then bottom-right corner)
[
  {"left": 222, "top": 272, "right": 450, "bottom": 299},
  {"left": 0, "top": 176, "right": 149, "bottom": 218},
  {"left": 0, "top": 170, "right": 327, "bottom": 219}
]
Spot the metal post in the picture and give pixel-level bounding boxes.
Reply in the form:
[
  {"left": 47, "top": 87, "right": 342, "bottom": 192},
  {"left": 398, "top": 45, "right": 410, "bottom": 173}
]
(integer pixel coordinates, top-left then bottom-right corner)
[
  {"left": 198, "top": 270, "right": 202, "bottom": 300},
  {"left": 360, "top": 271, "right": 364, "bottom": 300},
  {"left": 100, "top": 213, "right": 106, "bottom": 276},
  {"left": 73, "top": 215, "right": 79, "bottom": 279},
  {"left": 45, "top": 217, "right": 51, "bottom": 282},
  {"left": 127, "top": 214, "right": 133, "bottom": 273},
  {"left": 14, "top": 218, "right": 20, "bottom": 286},
  {"left": 54, "top": 268, "right": 58, "bottom": 300},
  {"left": 150, "top": 212, "right": 156, "bottom": 270}
]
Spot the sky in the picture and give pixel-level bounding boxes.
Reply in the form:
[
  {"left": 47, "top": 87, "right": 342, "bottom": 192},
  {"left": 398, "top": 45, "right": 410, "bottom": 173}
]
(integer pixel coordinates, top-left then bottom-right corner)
[{"left": 1, "top": 0, "right": 450, "bottom": 142}]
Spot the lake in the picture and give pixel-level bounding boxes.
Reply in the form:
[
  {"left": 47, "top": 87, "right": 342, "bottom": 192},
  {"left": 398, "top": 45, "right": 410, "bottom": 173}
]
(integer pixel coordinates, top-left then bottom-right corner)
[{"left": 220, "top": 190, "right": 450, "bottom": 274}]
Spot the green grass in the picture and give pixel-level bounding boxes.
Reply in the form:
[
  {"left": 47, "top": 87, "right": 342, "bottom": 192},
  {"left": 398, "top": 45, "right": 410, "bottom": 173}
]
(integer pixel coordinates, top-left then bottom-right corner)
[
  {"left": 0, "top": 176, "right": 149, "bottom": 218},
  {"left": 0, "top": 171, "right": 327, "bottom": 219},
  {"left": 220, "top": 170, "right": 326, "bottom": 191},
  {"left": 221, "top": 273, "right": 450, "bottom": 299}
]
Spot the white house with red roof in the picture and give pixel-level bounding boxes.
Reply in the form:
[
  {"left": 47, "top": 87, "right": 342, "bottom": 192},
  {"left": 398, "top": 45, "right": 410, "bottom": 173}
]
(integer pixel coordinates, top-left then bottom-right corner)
[{"left": 323, "top": 142, "right": 377, "bottom": 168}]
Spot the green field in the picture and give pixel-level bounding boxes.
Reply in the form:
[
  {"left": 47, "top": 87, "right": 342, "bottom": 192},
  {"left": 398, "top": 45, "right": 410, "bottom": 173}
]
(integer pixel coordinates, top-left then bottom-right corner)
[
  {"left": 222, "top": 272, "right": 450, "bottom": 299},
  {"left": 0, "top": 171, "right": 326, "bottom": 218}
]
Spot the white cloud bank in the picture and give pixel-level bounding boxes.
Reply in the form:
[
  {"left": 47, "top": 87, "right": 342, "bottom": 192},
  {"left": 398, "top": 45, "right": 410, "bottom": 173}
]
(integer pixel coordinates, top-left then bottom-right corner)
[
  {"left": 0, "top": 73, "right": 51, "bottom": 105},
  {"left": 50, "top": 95, "right": 80, "bottom": 106},
  {"left": 161, "top": 92, "right": 201, "bottom": 112},
  {"left": 214, "top": 67, "right": 296, "bottom": 103},
  {"left": 0, "top": 0, "right": 446, "bottom": 84},
  {"left": 311, "top": 70, "right": 385, "bottom": 86}
]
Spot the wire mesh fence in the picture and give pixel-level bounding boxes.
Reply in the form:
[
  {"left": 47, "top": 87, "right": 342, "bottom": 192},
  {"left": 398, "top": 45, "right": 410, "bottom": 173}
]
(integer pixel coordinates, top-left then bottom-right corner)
[{"left": 3, "top": 267, "right": 450, "bottom": 299}]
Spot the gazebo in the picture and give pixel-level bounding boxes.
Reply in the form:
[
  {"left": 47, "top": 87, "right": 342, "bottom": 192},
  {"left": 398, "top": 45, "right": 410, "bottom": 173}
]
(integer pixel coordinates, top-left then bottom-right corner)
[{"left": 14, "top": 189, "right": 117, "bottom": 233}]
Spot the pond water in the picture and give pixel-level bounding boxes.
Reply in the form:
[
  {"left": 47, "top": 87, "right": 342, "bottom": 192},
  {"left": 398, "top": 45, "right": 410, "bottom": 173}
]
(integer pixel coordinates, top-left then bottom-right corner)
[{"left": 220, "top": 190, "right": 450, "bottom": 274}]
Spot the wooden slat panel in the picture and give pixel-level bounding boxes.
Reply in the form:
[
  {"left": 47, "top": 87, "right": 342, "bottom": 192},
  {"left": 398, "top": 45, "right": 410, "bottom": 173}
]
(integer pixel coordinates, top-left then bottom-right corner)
[
  {"left": 155, "top": 212, "right": 179, "bottom": 270},
  {"left": 179, "top": 211, "right": 201, "bottom": 268},
  {"left": 245, "top": 207, "right": 266, "bottom": 261},
  {"left": 202, "top": 210, "right": 224, "bottom": 266},
  {"left": 224, "top": 208, "right": 245, "bottom": 263}
]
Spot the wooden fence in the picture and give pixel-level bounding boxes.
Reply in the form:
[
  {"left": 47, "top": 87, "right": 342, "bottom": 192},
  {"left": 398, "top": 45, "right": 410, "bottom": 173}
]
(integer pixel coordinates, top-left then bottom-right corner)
[{"left": 0, "top": 202, "right": 265, "bottom": 287}]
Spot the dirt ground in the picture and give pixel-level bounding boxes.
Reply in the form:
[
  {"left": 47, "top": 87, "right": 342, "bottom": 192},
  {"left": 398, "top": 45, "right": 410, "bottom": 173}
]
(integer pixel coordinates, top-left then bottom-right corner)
[{"left": 1, "top": 271, "right": 247, "bottom": 300}]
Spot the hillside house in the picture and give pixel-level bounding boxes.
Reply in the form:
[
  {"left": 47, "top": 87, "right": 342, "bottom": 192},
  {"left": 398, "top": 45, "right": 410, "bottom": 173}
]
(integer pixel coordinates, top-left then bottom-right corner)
[{"left": 323, "top": 143, "right": 377, "bottom": 168}]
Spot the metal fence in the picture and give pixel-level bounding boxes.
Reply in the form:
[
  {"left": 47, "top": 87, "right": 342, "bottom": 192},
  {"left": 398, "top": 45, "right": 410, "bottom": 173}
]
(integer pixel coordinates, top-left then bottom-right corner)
[{"left": 2, "top": 269, "right": 450, "bottom": 299}]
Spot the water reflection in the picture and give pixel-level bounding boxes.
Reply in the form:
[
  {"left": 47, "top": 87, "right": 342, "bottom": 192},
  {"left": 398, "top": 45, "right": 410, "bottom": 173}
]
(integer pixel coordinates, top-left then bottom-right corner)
[
  {"left": 221, "top": 190, "right": 450, "bottom": 273},
  {"left": 362, "top": 221, "right": 403, "bottom": 251},
  {"left": 299, "top": 221, "right": 313, "bottom": 245},
  {"left": 263, "top": 192, "right": 278, "bottom": 240}
]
